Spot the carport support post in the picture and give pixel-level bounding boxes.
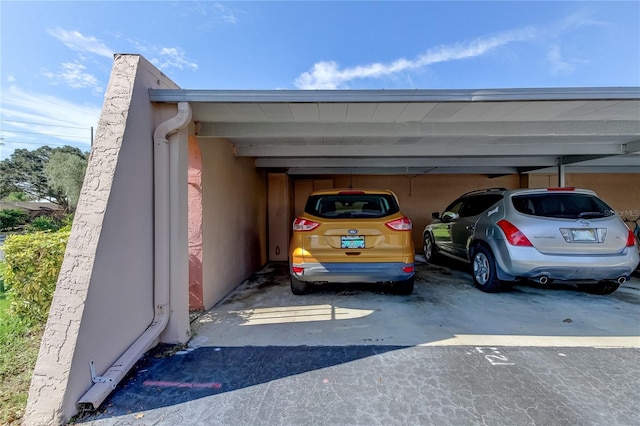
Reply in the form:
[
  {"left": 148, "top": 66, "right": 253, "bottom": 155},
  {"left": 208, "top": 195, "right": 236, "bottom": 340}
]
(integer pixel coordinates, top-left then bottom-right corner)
[{"left": 557, "top": 157, "right": 566, "bottom": 187}]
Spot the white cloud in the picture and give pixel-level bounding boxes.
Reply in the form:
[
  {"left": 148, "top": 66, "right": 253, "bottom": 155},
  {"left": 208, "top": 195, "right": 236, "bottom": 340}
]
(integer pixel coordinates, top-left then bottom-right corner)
[
  {"left": 293, "top": 8, "right": 612, "bottom": 90},
  {"left": 212, "top": 3, "right": 238, "bottom": 24},
  {"left": 47, "top": 28, "right": 114, "bottom": 58},
  {"left": 0, "top": 86, "right": 101, "bottom": 157},
  {"left": 149, "top": 47, "right": 199, "bottom": 71},
  {"left": 294, "top": 27, "right": 537, "bottom": 89},
  {"left": 534, "top": 9, "right": 605, "bottom": 77},
  {"left": 547, "top": 45, "right": 586, "bottom": 76},
  {"left": 1, "top": 86, "right": 100, "bottom": 129},
  {"left": 184, "top": 2, "right": 238, "bottom": 25},
  {"left": 556, "top": 8, "right": 609, "bottom": 33},
  {"left": 42, "top": 62, "right": 103, "bottom": 93},
  {"left": 119, "top": 36, "right": 199, "bottom": 72},
  {"left": 6, "top": 75, "right": 15, "bottom": 82}
]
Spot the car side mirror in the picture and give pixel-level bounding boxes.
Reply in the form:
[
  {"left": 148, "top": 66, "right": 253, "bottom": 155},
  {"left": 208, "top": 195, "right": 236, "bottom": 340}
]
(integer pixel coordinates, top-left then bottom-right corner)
[{"left": 441, "top": 211, "right": 459, "bottom": 222}]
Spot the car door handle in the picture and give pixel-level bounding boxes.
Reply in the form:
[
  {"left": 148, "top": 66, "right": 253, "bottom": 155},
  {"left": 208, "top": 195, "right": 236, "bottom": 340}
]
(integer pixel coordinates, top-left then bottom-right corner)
[{"left": 465, "top": 225, "right": 475, "bottom": 230}]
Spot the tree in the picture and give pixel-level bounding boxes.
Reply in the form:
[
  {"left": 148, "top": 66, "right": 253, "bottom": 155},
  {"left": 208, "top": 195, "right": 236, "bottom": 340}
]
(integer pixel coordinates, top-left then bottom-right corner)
[
  {"left": 44, "top": 151, "right": 88, "bottom": 210},
  {"left": 0, "top": 146, "right": 54, "bottom": 201},
  {"left": 3, "top": 191, "right": 33, "bottom": 202},
  {"left": 0, "top": 146, "right": 87, "bottom": 211}
]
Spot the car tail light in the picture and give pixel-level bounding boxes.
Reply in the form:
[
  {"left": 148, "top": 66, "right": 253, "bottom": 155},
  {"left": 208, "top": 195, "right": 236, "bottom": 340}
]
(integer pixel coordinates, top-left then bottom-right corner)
[
  {"left": 385, "top": 217, "right": 412, "bottom": 231},
  {"left": 293, "top": 218, "right": 320, "bottom": 232},
  {"left": 402, "top": 265, "right": 415, "bottom": 273},
  {"left": 338, "top": 190, "right": 365, "bottom": 195},
  {"left": 626, "top": 229, "right": 637, "bottom": 247},
  {"left": 292, "top": 266, "right": 305, "bottom": 274},
  {"left": 497, "top": 219, "right": 532, "bottom": 246}
]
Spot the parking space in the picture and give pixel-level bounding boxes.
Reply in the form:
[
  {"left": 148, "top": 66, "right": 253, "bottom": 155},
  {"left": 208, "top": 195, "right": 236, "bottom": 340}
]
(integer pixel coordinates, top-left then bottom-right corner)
[
  {"left": 77, "top": 259, "right": 640, "bottom": 425},
  {"left": 193, "top": 259, "right": 640, "bottom": 349}
]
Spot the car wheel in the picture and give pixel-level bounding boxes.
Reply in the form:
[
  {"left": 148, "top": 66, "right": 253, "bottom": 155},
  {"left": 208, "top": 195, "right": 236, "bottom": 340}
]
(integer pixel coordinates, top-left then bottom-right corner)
[
  {"left": 423, "top": 233, "right": 437, "bottom": 263},
  {"left": 290, "top": 276, "right": 310, "bottom": 295},
  {"left": 471, "top": 246, "right": 504, "bottom": 293},
  {"left": 577, "top": 282, "right": 620, "bottom": 295},
  {"left": 392, "top": 276, "right": 414, "bottom": 295}
]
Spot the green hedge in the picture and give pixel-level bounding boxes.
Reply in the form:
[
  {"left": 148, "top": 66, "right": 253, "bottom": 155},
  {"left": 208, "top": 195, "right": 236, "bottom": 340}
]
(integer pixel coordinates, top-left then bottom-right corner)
[
  {"left": 2, "top": 227, "right": 70, "bottom": 325},
  {"left": 26, "top": 215, "right": 63, "bottom": 232},
  {"left": 0, "top": 209, "right": 29, "bottom": 231}
]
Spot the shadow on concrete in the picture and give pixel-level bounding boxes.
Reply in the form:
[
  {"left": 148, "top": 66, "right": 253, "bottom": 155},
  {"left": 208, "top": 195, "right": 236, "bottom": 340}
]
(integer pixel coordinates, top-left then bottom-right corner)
[{"left": 75, "top": 344, "right": 406, "bottom": 422}]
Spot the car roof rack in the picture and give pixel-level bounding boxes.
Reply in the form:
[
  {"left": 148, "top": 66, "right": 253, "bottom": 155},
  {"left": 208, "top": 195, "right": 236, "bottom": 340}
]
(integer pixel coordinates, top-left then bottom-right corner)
[{"left": 459, "top": 187, "right": 507, "bottom": 197}]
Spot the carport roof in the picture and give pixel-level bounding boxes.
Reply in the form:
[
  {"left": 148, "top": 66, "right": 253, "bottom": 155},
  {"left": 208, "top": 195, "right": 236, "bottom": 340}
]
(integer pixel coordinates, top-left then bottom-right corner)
[{"left": 149, "top": 87, "right": 640, "bottom": 175}]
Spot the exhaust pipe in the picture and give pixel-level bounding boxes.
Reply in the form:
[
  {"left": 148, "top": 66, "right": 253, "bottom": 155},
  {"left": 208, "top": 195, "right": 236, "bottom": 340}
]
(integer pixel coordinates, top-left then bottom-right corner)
[
  {"left": 617, "top": 276, "right": 626, "bottom": 285},
  {"left": 534, "top": 276, "right": 549, "bottom": 285}
]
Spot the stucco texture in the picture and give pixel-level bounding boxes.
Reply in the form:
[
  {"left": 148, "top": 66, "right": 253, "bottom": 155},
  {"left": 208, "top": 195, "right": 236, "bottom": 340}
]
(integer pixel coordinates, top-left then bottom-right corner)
[
  {"left": 199, "top": 138, "right": 267, "bottom": 310},
  {"left": 25, "top": 55, "right": 181, "bottom": 425}
]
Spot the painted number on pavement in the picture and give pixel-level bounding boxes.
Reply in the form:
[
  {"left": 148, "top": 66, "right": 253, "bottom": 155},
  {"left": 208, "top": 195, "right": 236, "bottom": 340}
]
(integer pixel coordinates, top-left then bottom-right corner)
[{"left": 475, "top": 347, "right": 515, "bottom": 366}]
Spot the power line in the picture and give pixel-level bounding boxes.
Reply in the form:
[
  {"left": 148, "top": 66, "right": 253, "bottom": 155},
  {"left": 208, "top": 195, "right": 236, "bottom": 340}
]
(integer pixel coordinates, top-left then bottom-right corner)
[
  {"left": 0, "top": 139, "right": 89, "bottom": 148},
  {"left": 0, "top": 119, "right": 90, "bottom": 130},
  {"left": 1, "top": 129, "right": 89, "bottom": 140}
]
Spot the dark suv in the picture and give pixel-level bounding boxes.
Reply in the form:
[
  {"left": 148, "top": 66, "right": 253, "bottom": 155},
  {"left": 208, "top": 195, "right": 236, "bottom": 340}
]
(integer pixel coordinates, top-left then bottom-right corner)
[{"left": 422, "top": 188, "right": 639, "bottom": 294}]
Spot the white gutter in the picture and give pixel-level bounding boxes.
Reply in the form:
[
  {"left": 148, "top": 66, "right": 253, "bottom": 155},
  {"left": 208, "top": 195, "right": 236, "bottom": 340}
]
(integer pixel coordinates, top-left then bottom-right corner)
[{"left": 78, "top": 102, "right": 192, "bottom": 410}]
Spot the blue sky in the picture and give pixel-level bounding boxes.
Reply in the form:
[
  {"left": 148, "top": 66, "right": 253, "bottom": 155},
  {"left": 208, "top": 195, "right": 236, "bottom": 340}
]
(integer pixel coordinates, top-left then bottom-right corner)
[{"left": 1, "top": 1, "right": 639, "bottom": 160}]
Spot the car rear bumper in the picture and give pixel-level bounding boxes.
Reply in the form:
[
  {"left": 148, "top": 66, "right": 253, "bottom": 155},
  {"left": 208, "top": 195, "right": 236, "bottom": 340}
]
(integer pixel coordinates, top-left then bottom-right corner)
[
  {"left": 290, "top": 262, "right": 414, "bottom": 284},
  {"left": 494, "top": 244, "right": 640, "bottom": 281}
]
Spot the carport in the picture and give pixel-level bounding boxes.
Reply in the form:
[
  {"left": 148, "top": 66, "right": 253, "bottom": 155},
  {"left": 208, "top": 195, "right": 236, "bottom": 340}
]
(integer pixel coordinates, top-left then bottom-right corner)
[
  {"left": 155, "top": 86, "right": 640, "bottom": 177},
  {"left": 150, "top": 85, "right": 640, "bottom": 266},
  {"left": 25, "top": 55, "right": 640, "bottom": 425}
]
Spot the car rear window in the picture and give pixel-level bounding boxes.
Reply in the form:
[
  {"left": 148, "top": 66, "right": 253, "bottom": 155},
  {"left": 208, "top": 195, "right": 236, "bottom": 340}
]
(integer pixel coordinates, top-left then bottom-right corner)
[
  {"left": 511, "top": 193, "right": 615, "bottom": 219},
  {"left": 305, "top": 193, "right": 400, "bottom": 218}
]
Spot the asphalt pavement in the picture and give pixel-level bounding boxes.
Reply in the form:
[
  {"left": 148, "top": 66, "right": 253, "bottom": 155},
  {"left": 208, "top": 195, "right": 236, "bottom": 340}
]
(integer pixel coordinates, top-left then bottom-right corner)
[{"left": 75, "top": 261, "right": 640, "bottom": 426}]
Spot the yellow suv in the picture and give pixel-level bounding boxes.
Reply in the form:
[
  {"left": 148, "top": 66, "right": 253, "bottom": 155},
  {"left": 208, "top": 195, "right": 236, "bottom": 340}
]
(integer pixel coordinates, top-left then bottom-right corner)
[{"left": 289, "top": 188, "right": 415, "bottom": 295}]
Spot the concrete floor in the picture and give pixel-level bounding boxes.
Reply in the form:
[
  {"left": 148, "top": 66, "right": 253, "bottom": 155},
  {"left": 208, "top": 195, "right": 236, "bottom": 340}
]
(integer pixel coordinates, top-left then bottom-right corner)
[
  {"left": 192, "top": 259, "right": 640, "bottom": 349},
  {"left": 77, "top": 259, "right": 640, "bottom": 425}
]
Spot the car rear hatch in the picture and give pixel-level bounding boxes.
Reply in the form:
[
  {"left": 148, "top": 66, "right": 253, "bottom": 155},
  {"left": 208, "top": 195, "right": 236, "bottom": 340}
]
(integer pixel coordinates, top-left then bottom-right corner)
[
  {"left": 296, "top": 191, "right": 413, "bottom": 263},
  {"left": 300, "top": 214, "right": 412, "bottom": 262},
  {"left": 509, "top": 191, "right": 631, "bottom": 255}
]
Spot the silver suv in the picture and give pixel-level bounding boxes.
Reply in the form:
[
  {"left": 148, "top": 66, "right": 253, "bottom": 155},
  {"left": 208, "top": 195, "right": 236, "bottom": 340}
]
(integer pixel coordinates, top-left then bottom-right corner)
[{"left": 422, "top": 188, "right": 639, "bottom": 294}]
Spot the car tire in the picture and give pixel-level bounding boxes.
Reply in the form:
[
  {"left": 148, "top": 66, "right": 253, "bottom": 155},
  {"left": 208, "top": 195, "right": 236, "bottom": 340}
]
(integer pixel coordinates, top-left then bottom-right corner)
[
  {"left": 290, "top": 276, "right": 310, "bottom": 295},
  {"left": 577, "top": 282, "right": 620, "bottom": 295},
  {"left": 471, "top": 245, "right": 504, "bottom": 293},
  {"left": 392, "top": 276, "right": 414, "bottom": 295},
  {"left": 423, "top": 233, "right": 437, "bottom": 263}
]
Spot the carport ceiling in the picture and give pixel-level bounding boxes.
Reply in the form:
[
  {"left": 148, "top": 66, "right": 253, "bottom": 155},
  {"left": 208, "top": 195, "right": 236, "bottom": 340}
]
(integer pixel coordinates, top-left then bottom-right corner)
[{"left": 149, "top": 87, "right": 640, "bottom": 175}]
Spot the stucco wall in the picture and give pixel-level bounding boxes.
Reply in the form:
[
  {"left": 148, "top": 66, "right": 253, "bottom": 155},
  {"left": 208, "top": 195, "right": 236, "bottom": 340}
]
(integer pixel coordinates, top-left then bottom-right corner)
[
  {"left": 200, "top": 138, "right": 267, "bottom": 309},
  {"left": 25, "top": 55, "right": 182, "bottom": 425},
  {"left": 529, "top": 173, "right": 640, "bottom": 218},
  {"left": 292, "top": 173, "right": 639, "bottom": 253},
  {"left": 188, "top": 136, "right": 204, "bottom": 310}
]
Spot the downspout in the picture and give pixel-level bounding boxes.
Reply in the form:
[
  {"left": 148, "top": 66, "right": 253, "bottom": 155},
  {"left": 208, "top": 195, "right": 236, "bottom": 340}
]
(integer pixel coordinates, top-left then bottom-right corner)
[{"left": 78, "top": 102, "right": 192, "bottom": 411}]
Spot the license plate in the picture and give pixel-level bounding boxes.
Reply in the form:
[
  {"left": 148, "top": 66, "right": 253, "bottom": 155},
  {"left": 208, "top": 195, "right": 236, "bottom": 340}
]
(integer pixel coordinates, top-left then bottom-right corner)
[
  {"left": 570, "top": 229, "right": 596, "bottom": 242},
  {"left": 341, "top": 235, "right": 365, "bottom": 249}
]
